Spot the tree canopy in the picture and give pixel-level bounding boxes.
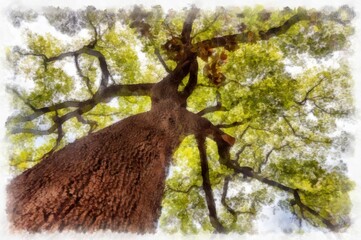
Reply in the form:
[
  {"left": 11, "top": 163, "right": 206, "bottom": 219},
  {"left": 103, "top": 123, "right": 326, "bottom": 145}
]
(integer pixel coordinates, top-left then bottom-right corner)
[{"left": 6, "top": 4, "right": 355, "bottom": 233}]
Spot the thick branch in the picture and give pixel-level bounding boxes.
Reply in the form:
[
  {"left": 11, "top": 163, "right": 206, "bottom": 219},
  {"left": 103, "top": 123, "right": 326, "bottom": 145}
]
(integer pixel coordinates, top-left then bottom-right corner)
[
  {"left": 196, "top": 136, "right": 227, "bottom": 233},
  {"left": 43, "top": 111, "right": 64, "bottom": 157},
  {"left": 292, "top": 190, "right": 338, "bottom": 230},
  {"left": 100, "top": 83, "right": 154, "bottom": 100},
  {"left": 80, "top": 48, "right": 109, "bottom": 90},
  {"left": 214, "top": 138, "right": 340, "bottom": 231},
  {"left": 14, "top": 105, "right": 100, "bottom": 135},
  {"left": 181, "top": 58, "right": 198, "bottom": 100},
  {"left": 207, "top": 115, "right": 340, "bottom": 231},
  {"left": 154, "top": 7, "right": 201, "bottom": 93},
  {"left": 242, "top": 169, "right": 337, "bottom": 230},
  {"left": 11, "top": 99, "right": 92, "bottom": 123},
  {"left": 221, "top": 176, "right": 237, "bottom": 216},
  {"left": 258, "top": 10, "right": 309, "bottom": 40},
  {"left": 194, "top": 11, "right": 310, "bottom": 50},
  {"left": 10, "top": 83, "right": 154, "bottom": 136},
  {"left": 164, "top": 55, "right": 195, "bottom": 86},
  {"left": 181, "top": 7, "right": 200, "bottom": 44},
  {"left": 10, "top": 83, "right": 154, "bottom": 124}
]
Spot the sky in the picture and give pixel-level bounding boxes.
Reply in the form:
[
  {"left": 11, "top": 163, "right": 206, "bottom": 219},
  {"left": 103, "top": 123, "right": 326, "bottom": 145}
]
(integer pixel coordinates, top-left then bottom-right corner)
[{"left": 0, "top": 0, "right": 361, "bottom": 239}]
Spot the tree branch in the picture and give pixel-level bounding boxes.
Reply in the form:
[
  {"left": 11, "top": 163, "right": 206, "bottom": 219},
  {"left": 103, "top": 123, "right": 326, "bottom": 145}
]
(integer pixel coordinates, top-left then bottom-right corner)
[
  {"left": 85, "top": 12, "right": 99, "bottom": 48},
  {"left": 258, "top": 10, "right": 309, "bottom": 40},
  {"left": 194, "top": 11, "right": 310, "bottom": 50},
  {"left": 10, "top": 99, "right": 91, "bottom": 123},
  {"left": 154, "top": 48, "right": 171, "bottom": 73},
  {"left": 257, "top": 143, "right": 290, "bottom": 172},
  {"left": 292, "top": 190, "right": 338, "bottom": 230},
  {"left": 12, "top": 21, "right": 127, "bottom": 136},
  {"left": 76, "top": 114, "right": 98, "bottom": 133},
  {"left": 9, "top": 83, "right": 154, "bottom": 124},
  {"left": 221, "top": 176, "right": 255, "bottom": 217},
  {"left": 282, "top": 115, "right": 330, "bottom": 143},
  {"left": 100, "top": 83, "right": 154, "bottom": 100},
  {"left": 235, "top": 143, "right": 252, "bottom": 161},
  {"left": 168, "top": 55, "right": 196, "bottom": 84},
  {"left": 197, "top": 103, "right": 227, "bottom": 116},
  {"left": 214, "top": 138, "right": 341, "bottom": 231},
  {"left": 74, "top": 54, "right": 95, "bottom": 95},
  {"left": 7, "top": 87, "right": 37, "bottom": 111},
  {"left": 217, "top": 121, "right": 248, "bottom": 129},
  {"left": 11, "top": 126, "right": 57, "bottom": 135},
  {"left": 196, "top": 135, "right": 227, "bottom": 233},
  {"left": 181, "top": 6, "right": 200, "bottom": 44},
  {"left": 80, "top": 48, "right": 110, "bottom": 90},
  {"left": 238, "top": 125, "right": 250, "bottom": 141},
  {"left": 181, "top": 58, "right": 198, "bottom": 100},
  {"left": 295, "top": 78, "right": 325, "bottom": 105},
  {"left": 192, "top": 11, "right": 222, "bottom": 38},
  {"left": 166, "top": 184, "right": 200, "bottom": 194},
  {"left": 17, "top": 46, "right": 111, "bottom": 90},
  {"left": 310, "top": 99, "right": 350, "bottom": 116},
  {"left": 197, "top": 90, "right": 226, "bottom": 116},
  {"left": 221, "top": 176, "right": 237, "bottom": 216},
  {"left": 41, "top": 111, "right": 64, "bottom": 158},
  {"left": 10, "top": 81, "right": 154, "bottom": 138}
]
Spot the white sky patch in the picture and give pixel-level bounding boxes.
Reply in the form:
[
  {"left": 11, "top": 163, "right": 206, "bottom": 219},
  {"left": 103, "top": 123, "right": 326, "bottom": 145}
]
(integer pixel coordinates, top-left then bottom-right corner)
[
  {"left": 284, "top": 52, "right": 343, "bottom": 78},
  {"left": 17, "top": 14, "right": 92, "bottom": 49},
  {"left": 227, "top": 178, "right": 255, "bottom": 197},
  {"left": 34, "top": 136, "right": 47, "bottom": 148},
  {"left": 65, "top": 132, "right": 77, "bottom": 143},
  {"left": 0, "top": 0, "right": 361, "bottom": 240},
  {"left": 305, "top": 111, "right": 318, "bottom": 121},
  {"left": 58, "top": 59, "right": 78, "bottom": 77},
  {"left": 135, "top": 39, "right": 148, "bottom": 72},
  {"left": 107, "top": 97, "right": 119, "bottom": 108},
  {"left": 256, "top": 203, "right": 319, "bottom": 234},
  {"left": 21, "top": 15, "right": 73, "bottom": 43}
]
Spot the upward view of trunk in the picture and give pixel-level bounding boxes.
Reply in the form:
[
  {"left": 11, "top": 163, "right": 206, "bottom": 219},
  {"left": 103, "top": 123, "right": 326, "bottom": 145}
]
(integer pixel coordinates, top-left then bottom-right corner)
[
  {"left": 7, "top": 71, "right": 234, "bottom": 232},
  {"left": 5, "top": 10, "right": 236, "bottom": 228},
  {"left": 7, "top": 5, "right": 348, "bottom": 234},
  {"left": 7, "top": 110, "right": 175, "bottom": 232}
]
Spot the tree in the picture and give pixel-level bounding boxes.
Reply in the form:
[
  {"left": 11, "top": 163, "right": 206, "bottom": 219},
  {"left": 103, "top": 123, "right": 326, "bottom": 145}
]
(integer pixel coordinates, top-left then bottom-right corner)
[{"left": 5, "top": 5, "right": 355, "bottom": 233}]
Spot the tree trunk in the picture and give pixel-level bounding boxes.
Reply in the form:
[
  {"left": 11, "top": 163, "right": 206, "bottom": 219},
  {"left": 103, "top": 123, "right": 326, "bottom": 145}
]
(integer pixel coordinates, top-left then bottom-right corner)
[
  {"left": 7, "top": 110, "right": 177, "bottom": 233},
  {"left": 6, "top": 39, "right": 235, "bottom": 232}
]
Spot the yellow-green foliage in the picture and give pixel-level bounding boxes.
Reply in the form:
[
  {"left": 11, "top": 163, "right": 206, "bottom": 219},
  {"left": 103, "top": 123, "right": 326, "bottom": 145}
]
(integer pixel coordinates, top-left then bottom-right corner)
[{"left": 6, "top": 5, "right": 355, "bottom": 233}]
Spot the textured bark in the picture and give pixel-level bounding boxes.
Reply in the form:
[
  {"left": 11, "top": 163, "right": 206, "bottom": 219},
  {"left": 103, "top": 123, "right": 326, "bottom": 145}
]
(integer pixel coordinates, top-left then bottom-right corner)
[
  {"left": 6, "top": 7, "right": 237, "bottom": 233},
  {"left": 7, "top": 7, "right": 347, "bottom": 233},
  {"left": 7, "top": 110, "right": 178, "bottom": 233}
]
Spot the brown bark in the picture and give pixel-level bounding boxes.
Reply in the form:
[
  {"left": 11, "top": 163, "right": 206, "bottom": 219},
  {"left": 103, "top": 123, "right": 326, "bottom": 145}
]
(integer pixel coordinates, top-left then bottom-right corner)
[
  {"left": 7, "top": 88, "right": 234, "bottom": 233},
  {"left": 7, "top": 111, "right": 175, "bottom": 232},
  {"left": 7, "top": 7, "right": 339, "bottom": 233}
]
